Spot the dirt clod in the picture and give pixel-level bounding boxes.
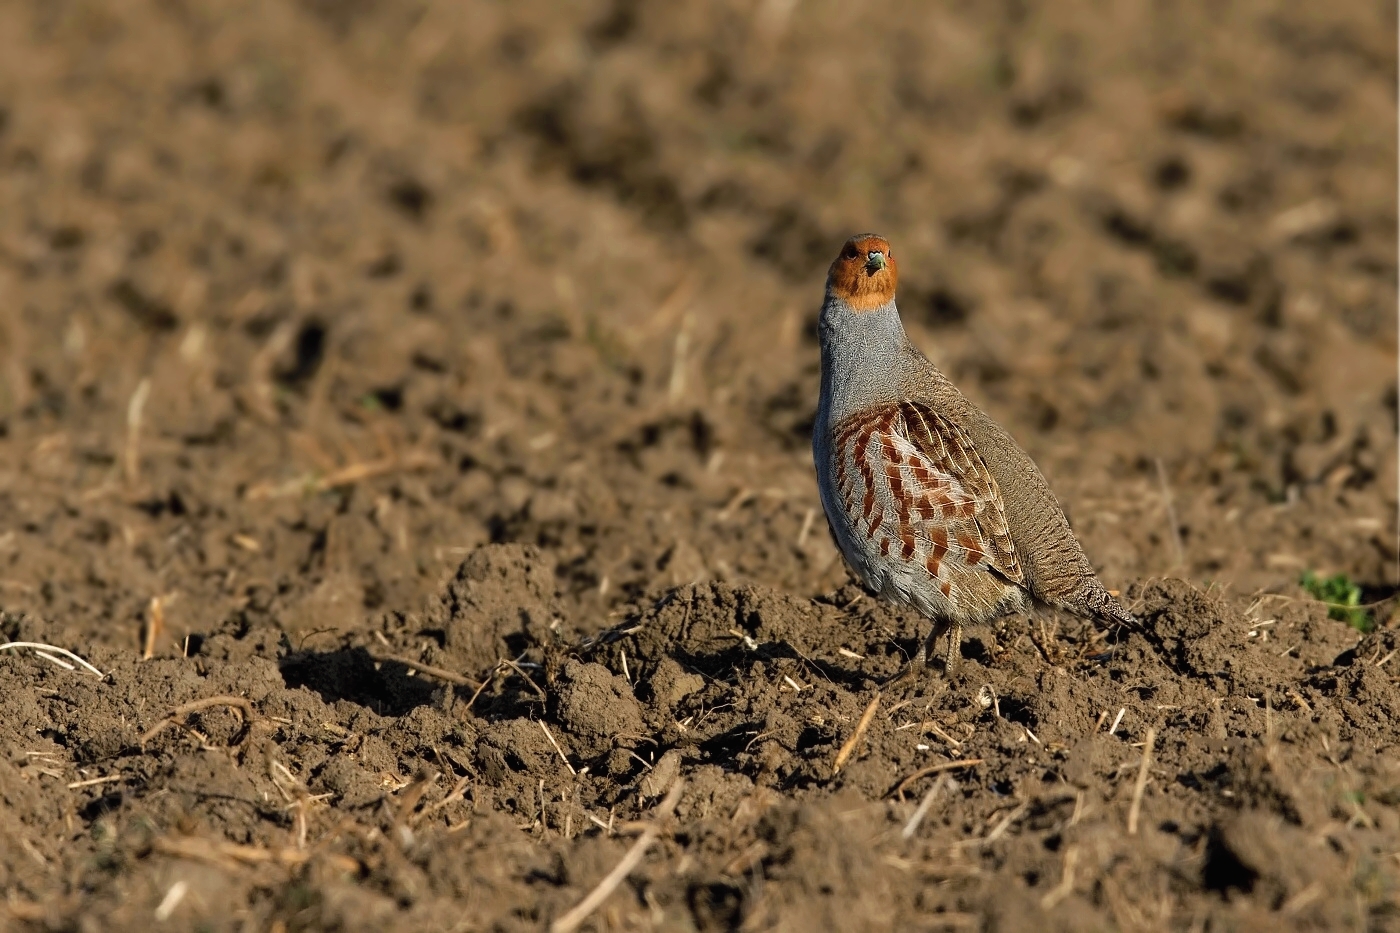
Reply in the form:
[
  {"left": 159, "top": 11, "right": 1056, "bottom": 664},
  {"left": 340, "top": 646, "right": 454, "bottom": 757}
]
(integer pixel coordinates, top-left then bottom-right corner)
[{"left": 555, "top": 660, "right": 648, "bottom": 761}]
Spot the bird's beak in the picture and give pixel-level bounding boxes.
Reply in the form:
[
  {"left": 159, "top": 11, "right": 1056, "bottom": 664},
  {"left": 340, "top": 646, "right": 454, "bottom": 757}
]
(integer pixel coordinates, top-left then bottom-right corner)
[{"left": 865, "top": 251, "right": 887, "bottom": 273}]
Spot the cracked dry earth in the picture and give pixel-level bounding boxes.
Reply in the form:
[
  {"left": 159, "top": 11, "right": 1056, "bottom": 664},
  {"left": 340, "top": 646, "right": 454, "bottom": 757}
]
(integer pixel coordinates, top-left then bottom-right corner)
[{"left": 0, "top": 0, "right": 1397, "bottom": 931}]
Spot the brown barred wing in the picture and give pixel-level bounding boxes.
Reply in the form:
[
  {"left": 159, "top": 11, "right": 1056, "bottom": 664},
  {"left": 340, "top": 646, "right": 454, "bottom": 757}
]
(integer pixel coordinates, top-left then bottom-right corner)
[
  {"left": 830, "top": 403, "right": 1024, "bottom": 602},
  {"left": 895, "top": 400, "right": 1024, "bottom": 588}
]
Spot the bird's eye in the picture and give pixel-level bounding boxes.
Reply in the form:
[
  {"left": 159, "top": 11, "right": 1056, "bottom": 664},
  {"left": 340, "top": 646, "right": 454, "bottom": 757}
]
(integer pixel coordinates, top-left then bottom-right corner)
[{"left": 843, "top": 245, "right": 857, "bottom": 259}]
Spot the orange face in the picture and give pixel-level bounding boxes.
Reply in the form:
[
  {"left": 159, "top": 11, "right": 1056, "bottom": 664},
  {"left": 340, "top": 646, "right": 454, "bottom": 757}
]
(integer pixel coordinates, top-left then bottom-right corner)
[{"left": 827, "top": 234, "right": 898, "bottom": 311}]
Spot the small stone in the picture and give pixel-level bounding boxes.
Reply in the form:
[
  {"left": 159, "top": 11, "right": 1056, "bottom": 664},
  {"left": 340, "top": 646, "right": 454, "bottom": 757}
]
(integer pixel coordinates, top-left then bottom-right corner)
[{"left": 639, "top": 749, "right": 682, "bottom": 799}]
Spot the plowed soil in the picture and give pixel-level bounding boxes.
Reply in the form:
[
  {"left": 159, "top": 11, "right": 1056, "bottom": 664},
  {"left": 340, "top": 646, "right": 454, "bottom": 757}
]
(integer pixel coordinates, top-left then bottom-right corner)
[{"left": 1, "top": 1, "right": 1397, "bottom": 930}]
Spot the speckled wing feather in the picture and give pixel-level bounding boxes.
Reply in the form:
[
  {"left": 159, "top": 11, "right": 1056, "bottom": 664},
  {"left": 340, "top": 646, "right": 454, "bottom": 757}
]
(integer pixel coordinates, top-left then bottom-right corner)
[
  {"left": 896, "top": 400, "right": 1023, "bottom": 586},
  {"left": 830, "top": 400, "right": 1023, "bottom": 601}
]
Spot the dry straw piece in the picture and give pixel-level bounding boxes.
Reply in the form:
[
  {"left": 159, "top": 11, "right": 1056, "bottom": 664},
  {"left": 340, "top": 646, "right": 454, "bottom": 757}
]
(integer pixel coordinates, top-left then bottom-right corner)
[
  {"left": 551, "top": 779, "right": 685, "bottom": 933},
  {"left": 139, "top": 695, "right": 257, "bottom": 747},
  {"left": 0, "top": 642, "right": 105, "bottom": 678},
  {"left": 143, "top": 595, "right": 166, "bottom": 660},
  {"left": 539, "top": 720, "right": 577, "bottom": 776},
  {"left": 832, "top": 692, "right": 881, "bottom": 775},
  {"left": 151, "top": 835, "right": 358, "bottom": 874},
  {"left": 124, "top": 377, "right": 151, "bottom": 486},
  {"left": 1040, "top": 845, "right": 1081, "bottom": 909},
  {"left": 365, "top": 648, "right": 483, "bottom": 689},
  {"left": 889, "top": 758, "right": 985, "bottom": 800},
  {"left": 901, "top": 776, "right": 948, "bottom": 840},
  {"left": 1127, "top": 727, "right": 1157, "bottom": 835}
]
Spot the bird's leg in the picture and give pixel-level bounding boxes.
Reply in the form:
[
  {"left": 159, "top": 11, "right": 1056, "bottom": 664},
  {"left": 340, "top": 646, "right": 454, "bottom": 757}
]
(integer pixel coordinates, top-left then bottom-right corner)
[
  {"left": 943, "top": 619, "right": 963, "bottom": 673},
  {"left": 922, "top": 618, "right": 950, "bottom": 669},
  {"left": 886, "top": 617, "right": 962, "bottom": 687},
  {"left": 882, "top": 664, "right": 917, "bottom": 688},
  {"left": 883, "top": 619, "right": 936, "bottom": 688}
]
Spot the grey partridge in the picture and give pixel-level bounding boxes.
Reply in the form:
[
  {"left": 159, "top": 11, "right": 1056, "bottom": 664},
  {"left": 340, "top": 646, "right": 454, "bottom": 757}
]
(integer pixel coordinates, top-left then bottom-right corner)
[{"left": 812, "top": 233, "right": 1135, "bottom": 673}]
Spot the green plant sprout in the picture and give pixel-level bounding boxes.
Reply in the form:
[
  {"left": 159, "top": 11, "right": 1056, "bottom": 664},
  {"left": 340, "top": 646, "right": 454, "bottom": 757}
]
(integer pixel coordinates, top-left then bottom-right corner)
[{"left": 1300, "top": 571, "right": 1373, "bottom": 633}]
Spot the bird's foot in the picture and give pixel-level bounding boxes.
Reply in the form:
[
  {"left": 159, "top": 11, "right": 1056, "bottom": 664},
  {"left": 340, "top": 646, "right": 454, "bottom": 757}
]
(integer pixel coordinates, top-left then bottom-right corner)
[{"left": 881, "top": 663, "right": 920, "bottom": 690}]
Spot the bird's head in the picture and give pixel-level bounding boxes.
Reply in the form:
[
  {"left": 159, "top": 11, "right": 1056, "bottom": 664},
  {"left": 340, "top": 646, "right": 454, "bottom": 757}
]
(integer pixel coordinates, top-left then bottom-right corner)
[{"left": 826, "top": 234, "right": 898, "bottom": 311}]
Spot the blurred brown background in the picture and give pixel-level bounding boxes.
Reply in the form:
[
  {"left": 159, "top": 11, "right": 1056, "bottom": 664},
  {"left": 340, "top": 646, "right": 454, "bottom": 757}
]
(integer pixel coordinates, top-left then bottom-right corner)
[{"left": 0, "top": 1, "right": 1396, "bottom": 929}]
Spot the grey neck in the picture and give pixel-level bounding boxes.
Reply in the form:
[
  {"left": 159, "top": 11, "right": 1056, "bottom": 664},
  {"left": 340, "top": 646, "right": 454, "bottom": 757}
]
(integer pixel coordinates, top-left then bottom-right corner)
[{"left": 817, "top": 293, "right": 910, "bottom": 425}]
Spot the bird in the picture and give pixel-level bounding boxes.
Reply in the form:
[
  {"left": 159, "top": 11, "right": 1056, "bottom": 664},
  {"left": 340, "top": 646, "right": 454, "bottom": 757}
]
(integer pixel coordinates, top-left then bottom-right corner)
[{"left": 812, "top": 233, "right": 1136, "bottom": 676}]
